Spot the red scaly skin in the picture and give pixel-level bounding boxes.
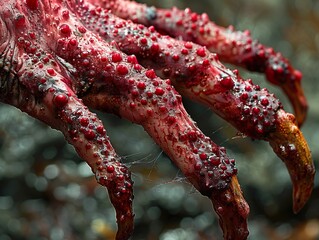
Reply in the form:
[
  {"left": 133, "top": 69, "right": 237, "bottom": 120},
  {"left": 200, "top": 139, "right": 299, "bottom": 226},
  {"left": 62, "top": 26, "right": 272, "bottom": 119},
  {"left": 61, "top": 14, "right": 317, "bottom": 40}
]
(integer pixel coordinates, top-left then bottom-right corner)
[
  {"left": 0, "top": 2, "right": 134, "bottom": 238},
  {"left": 90, "top": 0, "right": 308, "bottom": 126},
  {"left": 72, "top": 1, "right": 314, "bottom": 213},
  {"left": 0, "top": 0, "right": 315, "bottom": 239},
  {"left": 0, "top": 0, "right": 250, "bottom": 239},
  {"left": 74, "top": 2, "right": 280, "bottom": 139}
]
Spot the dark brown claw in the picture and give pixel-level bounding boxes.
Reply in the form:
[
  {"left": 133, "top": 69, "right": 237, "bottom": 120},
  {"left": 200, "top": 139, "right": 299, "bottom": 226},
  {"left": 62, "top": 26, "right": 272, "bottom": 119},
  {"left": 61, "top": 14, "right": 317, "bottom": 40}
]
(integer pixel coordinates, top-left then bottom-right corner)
[
  {"left": 211, "top": 176, "right": 249, "bottom": 240},
  {"left": 101, "top": 176, "right": 134, "bottom": 239},
  {"left": 280, "top": 73, "right": 308, "bottom": 127},
  {"left": 265, "top": 56, "right": 308, "bottom": 127}
]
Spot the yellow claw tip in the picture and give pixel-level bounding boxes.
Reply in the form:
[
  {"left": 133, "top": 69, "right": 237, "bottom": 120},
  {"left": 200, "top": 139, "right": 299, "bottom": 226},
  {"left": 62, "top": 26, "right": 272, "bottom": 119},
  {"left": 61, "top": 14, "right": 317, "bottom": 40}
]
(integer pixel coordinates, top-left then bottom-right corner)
[
  {"left": 269, "top": 109, "right": 315, "bottom": 213},
  {"left": 292, "top": 164, "right": 315, "bottom": 213}
]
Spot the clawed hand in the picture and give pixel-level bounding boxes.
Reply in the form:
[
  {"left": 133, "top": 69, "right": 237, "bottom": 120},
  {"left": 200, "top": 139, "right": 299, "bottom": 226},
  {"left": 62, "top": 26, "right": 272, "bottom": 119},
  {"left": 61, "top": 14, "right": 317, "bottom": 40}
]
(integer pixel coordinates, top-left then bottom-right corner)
[{"left": 0, "top": 0, "right": 314, "bottom": 239}]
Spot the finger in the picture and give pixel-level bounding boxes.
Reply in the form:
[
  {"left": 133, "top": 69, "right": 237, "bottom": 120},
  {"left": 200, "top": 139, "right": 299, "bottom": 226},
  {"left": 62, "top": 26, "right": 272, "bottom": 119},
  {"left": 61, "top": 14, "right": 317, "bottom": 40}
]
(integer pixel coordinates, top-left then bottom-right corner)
[
  {"left": 93, "top": 0, "right": 308, "bottom": 126},
  {"left": 74, "top": 3, "right": 314, "bottom": 213},
  {"left": 0, "top": 5, "right": 134, "bottom": 236},
  {"left": 83, "top": 57, "right": 251, "bottom": 240},
  {"left": 48, "top": 10, "right": 250, "bottom": 239},
  {"left": 20, "top": 66, "right": 134, "bottom": 240}
]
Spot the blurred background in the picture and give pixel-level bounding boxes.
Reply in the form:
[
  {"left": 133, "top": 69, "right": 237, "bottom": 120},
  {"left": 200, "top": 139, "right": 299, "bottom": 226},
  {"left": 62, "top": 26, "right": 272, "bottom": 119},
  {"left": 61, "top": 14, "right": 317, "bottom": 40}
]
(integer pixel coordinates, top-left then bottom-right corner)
[{"left": 1, "top": 0, "right": 319, "bottom": 239}]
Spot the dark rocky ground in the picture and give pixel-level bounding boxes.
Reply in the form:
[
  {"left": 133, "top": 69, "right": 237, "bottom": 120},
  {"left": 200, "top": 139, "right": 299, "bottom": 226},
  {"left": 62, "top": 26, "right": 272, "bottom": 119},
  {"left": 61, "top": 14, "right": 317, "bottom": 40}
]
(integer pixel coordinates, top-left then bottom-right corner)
[{"left": 1, "top": 0, "right": 319, "bottom": 239}]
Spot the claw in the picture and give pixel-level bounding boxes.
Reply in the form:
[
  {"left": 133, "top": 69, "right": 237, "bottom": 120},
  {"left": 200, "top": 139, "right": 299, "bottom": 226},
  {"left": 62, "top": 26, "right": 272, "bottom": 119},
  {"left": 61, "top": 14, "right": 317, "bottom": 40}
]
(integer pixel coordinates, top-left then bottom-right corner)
[
  {"left": 211, "top": 176, "right": 249, "bottom": 240},
  {"left": 281, "top": 70, "right": 308, "bottom": 127},
  {"left": 99, "top": 174, "right": 134, "bottom": 240},
  {"left": 265, "top": 56, "right": 308, "bottom": 127},
  {"left": 282, "top": 82, "right": 308, "bottom": 128},
  {"left": 268, "top": 109, "right": 314, "bottom": 213},
  {"left": 281, "top": 77, "right": 308, "bottom": 128}
]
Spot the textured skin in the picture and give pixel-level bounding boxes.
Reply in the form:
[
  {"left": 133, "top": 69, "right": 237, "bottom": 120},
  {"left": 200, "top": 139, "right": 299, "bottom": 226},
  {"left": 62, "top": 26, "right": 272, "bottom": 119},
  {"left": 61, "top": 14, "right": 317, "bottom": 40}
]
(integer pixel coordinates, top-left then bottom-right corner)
[
  {"left": 91, "top": 0, "right": 308, "bottom": 126},
  {"left": 0, "top": 0, "right": 314, "bottom": 239},
  {"left": 74, "top": 3, "right": 281, "bottom": 139},
  {"left": 75, "top": 0, "right": 314, "bottom": 214}
]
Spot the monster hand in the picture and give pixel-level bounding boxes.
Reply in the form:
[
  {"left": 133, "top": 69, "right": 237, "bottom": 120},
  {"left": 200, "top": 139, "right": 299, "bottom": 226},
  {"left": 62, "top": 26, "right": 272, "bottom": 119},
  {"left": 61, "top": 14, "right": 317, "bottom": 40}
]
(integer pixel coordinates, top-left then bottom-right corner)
[
  {"left": 75, "top": 1, "right": 315, "bottom": 214},
  {"left": 0, "top": 0, "right": 314, "bottom": 239}
]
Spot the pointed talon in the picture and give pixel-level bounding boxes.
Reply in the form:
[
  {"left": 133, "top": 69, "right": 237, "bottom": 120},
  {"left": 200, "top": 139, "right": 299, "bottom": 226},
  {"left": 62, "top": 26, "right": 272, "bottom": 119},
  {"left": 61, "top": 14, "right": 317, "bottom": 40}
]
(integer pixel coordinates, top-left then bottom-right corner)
[
  {"left": 98, "top": 172, "right": 134, "bottom": 240},
  {"left": 268, "top": 109, "right": 315, "bottom": 213},
  {"left": 280, "top": 76, "right": 308, "bottom": 127},
  {"left": 265, "top": 55, "right": 308, "bottom": 127},
  {"left": 211, "top": 176, "right": 249, "bottom": 240}
]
